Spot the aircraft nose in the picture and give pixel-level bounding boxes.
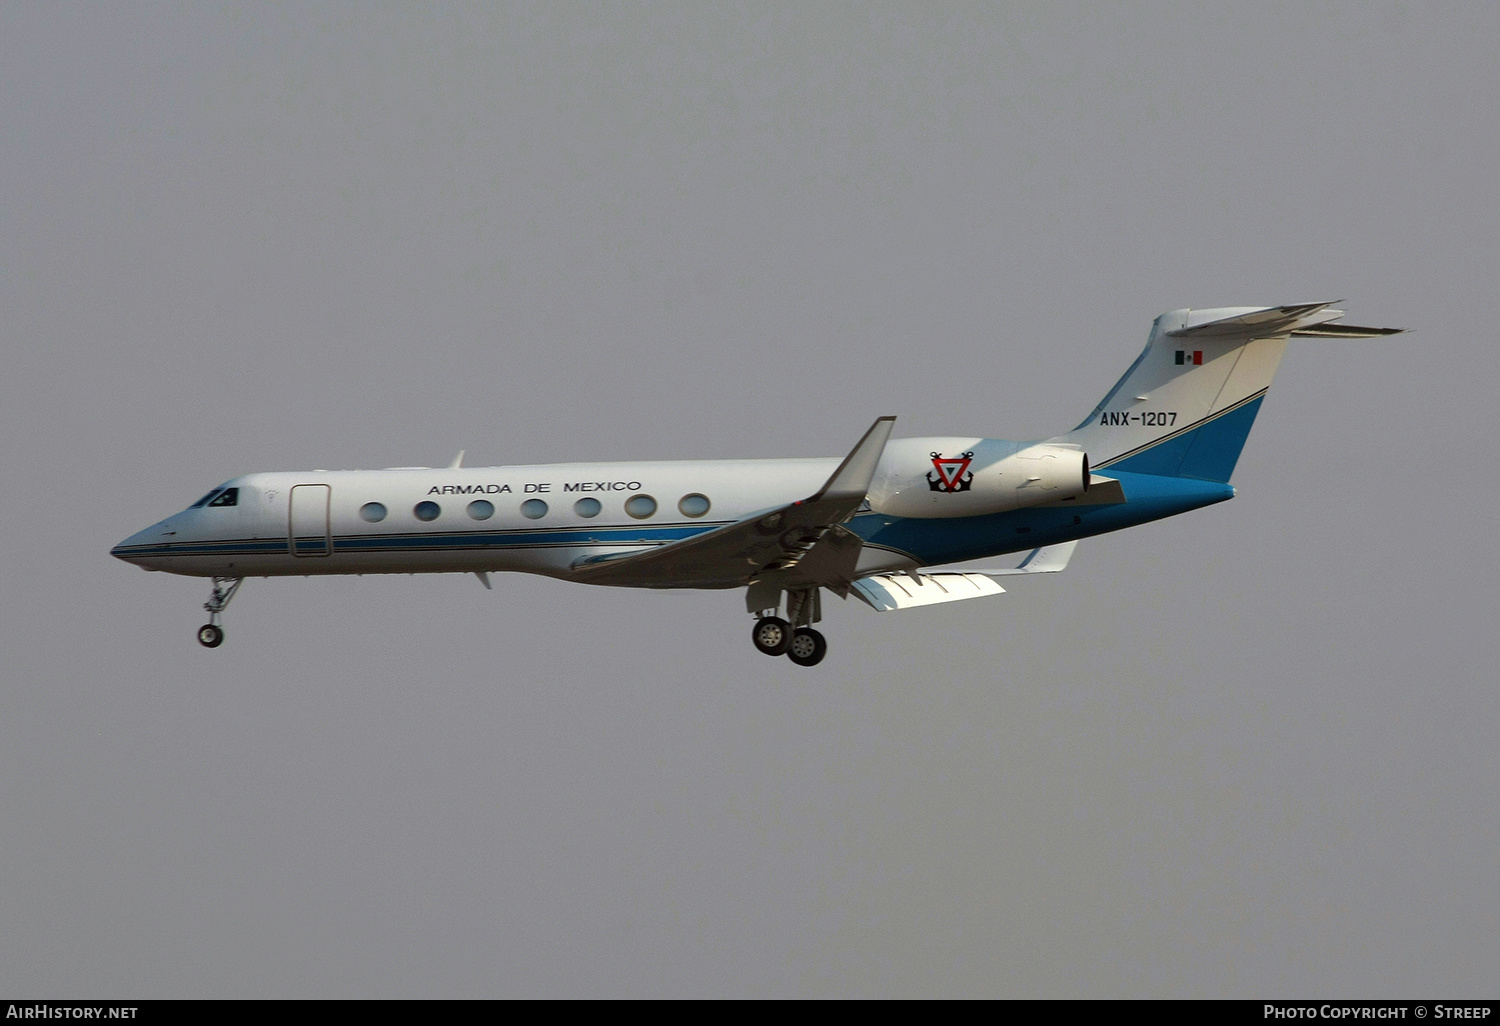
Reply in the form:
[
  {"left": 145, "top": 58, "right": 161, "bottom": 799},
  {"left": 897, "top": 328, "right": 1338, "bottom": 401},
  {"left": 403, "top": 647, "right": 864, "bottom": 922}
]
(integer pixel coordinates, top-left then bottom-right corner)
[
  {"left": 111, "top": 528, "right": 150, "bottom": 563},
  {"left": 111, "top": 520, "right": 174, "bottom": 565}
]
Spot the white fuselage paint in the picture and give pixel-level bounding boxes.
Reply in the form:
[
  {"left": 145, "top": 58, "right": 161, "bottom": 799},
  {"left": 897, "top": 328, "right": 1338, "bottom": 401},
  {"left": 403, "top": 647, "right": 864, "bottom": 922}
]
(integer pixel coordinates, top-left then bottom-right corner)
[{"left": 112, "top": 457, "right": 920, "bottom": 583}]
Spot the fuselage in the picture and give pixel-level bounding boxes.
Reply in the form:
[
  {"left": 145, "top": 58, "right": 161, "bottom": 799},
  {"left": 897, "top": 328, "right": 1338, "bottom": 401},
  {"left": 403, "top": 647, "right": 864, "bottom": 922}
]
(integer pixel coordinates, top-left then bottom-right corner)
[
  {"left": 109, "top": 304, "right": 1394, "bottom": 659},
  {"left": 110, "top": 450, "right": 1235, "bottom": 583}
]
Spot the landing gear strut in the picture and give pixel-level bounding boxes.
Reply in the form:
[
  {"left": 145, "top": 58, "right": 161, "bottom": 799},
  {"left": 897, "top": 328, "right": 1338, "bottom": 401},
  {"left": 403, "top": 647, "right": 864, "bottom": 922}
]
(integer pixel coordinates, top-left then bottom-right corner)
[
  {"left": 748, "top": 586, "right": 828, "bottom": 667},
  {"left": 198, "top": 576, "right": 243, "bottom": 648}
]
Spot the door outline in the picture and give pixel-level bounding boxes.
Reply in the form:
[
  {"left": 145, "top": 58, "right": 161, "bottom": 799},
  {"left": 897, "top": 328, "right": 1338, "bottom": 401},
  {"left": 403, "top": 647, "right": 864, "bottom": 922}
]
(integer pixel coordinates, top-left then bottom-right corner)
[{"left": 289, "top": 484, "right": 332, "bottom": 557}]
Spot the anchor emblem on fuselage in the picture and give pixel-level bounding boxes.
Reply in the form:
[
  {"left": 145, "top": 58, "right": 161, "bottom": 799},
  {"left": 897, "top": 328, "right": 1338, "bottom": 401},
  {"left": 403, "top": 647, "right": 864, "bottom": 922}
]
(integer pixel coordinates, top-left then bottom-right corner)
[{"left": 927, "top": 451, "right": 975, "bottom": 493}]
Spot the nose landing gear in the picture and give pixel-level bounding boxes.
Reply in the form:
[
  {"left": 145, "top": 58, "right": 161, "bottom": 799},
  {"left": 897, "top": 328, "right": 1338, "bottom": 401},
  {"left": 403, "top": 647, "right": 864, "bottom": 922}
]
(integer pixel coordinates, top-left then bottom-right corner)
[{"left": 197, "top": 576, "right": 243, "bottom": 648}]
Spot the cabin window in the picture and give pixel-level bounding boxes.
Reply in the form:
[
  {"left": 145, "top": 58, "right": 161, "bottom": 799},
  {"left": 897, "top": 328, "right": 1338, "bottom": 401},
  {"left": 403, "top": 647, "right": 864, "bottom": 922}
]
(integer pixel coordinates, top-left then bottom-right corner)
[
  {"left": 359, "top": 502, "right": 387, "bottom": 523},
  {"left": 678, "top": 493, "right": 711, "bottom": 518},
  {"left": 189, "top": 489, "right": 221, "bottom": 508},
  {"left": 573, "top": 497, "right": 602, "bottom": 518},
  {"left": 624, "top": 494, "right": 657, "bottom": 519},
  {"left": 520, "top": 498, "right": 548, "bottom": 520},
  {"left": 414, "top": 501, "right": 441, "bottom": 522},
  {"left": 467, "top": 500, "right": 495, "bottom": 520},
  {"left": 207, "top": 487, "right": 239, "bottom": 507}
]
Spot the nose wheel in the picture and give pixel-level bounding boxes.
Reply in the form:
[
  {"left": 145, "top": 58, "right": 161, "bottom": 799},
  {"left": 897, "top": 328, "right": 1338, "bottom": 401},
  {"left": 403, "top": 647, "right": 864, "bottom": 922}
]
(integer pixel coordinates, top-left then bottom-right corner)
[{"left": 197, "top": 577, "right": 243, "bottom": 648}]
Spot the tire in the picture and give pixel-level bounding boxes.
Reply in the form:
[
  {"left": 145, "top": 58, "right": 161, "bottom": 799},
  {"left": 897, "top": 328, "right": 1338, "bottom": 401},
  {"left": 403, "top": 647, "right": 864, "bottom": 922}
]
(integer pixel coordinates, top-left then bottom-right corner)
[
  {"left": 197, "top": 624, "right": 224, "bottom": 648},
  {"left": 751, "top": 616, "right": 792, "bottom": 656},
  {"left": 787, "top": 627, "right": 827, "bottom": 667}
]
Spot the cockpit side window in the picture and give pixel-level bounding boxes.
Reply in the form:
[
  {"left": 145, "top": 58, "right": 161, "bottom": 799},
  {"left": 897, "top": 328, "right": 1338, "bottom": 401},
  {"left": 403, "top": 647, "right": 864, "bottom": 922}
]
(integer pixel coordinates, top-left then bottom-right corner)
[
  {"left": 189, "top": 489, "right": 221, "bottom": 508},
  {"left": 207, "top": 487, "right": 239, "bottom": 508}
]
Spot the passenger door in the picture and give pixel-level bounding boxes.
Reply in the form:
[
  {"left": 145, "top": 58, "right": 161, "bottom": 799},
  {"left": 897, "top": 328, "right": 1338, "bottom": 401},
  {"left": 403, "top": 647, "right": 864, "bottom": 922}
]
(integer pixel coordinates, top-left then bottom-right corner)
[{"left": 288, "top": 484, "right": 331, "bottom": 557}]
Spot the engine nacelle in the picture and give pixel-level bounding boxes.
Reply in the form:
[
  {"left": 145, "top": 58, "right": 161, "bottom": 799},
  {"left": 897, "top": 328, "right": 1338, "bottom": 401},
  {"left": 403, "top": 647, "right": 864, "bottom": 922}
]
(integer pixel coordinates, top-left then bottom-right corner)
[{"left": 867, "top": 437, "right": 1089, "bottom": 519}]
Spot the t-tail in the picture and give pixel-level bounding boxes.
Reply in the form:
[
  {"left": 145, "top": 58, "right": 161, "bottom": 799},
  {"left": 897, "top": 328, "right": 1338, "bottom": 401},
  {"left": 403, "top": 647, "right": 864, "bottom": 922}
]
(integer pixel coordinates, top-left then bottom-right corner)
[{"left": 1055, "top": 303, "right": 1401, "bottom": 482}]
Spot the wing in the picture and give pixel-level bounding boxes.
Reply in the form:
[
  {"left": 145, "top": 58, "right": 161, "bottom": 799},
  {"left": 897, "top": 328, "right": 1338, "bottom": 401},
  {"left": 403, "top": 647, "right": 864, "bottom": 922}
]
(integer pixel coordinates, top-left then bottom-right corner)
[{"left": 568, "top": 417, "right": 896, "bottom": 591}]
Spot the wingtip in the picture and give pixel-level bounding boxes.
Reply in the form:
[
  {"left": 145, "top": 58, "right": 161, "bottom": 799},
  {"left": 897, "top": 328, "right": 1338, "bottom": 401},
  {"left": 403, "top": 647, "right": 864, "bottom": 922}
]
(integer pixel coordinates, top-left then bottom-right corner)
[{"left": 813, "top": 416, "right": 898, "bottom": 502}]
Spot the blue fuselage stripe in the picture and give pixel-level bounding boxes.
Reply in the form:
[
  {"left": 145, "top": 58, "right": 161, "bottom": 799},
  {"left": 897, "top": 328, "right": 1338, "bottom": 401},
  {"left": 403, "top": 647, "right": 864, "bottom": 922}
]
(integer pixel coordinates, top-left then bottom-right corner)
[{"left": 110, "top": 522, "right": 725, "bottom": 560}]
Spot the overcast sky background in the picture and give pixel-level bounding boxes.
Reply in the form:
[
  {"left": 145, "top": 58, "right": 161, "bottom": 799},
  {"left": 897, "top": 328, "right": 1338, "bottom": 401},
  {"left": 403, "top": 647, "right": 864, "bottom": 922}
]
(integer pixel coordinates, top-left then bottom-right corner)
[{"left": 3, "top": 2, "right": 1496, "bottom": 998}]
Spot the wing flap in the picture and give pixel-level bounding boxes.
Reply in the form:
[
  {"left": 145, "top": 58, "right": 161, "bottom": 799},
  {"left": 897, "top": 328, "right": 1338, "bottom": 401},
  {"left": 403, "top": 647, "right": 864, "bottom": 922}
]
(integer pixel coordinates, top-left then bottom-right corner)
[{"left": 849, "top": 572, "right": 1006, "bottom": 612}]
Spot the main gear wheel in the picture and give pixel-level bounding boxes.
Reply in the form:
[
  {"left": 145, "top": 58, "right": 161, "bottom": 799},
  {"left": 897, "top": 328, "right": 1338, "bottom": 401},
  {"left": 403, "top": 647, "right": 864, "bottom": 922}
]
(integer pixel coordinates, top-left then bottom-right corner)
[{"left": 751, "top": 616, "right": 793, "bottom": 656}]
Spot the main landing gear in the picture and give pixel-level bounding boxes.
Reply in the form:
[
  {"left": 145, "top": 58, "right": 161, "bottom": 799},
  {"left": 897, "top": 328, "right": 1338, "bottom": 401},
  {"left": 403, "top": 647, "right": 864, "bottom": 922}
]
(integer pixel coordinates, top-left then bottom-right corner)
[
  {"left": 751, "top": 617, "right": 828, "bottom": 667},
  {"left": 197, "top": 576, "right": 243, "bottom": 648},
  {"left": 750, "top": 617, "right": 828, "bottom": 666},
  {"left": 748, "top": 586, "right": 828, "bottom": 667}
]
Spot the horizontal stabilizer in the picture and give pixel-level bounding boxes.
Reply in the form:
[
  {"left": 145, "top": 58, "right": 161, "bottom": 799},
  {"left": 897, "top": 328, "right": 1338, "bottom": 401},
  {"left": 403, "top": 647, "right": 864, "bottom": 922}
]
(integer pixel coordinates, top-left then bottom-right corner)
[
  {"left": 1289, "top": 323, "right": 1404, "bottom": 338},
  {"left": 1165, "top": 303, "right": 1348, "bottom": 340},
  {"left": 922, "top": 540, "right": 1080, "bottom": 578},
  {"left": 849, "top": 572, "right": 1005, "bottom": 612},
  {"left": 992, "top": 540, "right": 1078, "bottom": 575}
]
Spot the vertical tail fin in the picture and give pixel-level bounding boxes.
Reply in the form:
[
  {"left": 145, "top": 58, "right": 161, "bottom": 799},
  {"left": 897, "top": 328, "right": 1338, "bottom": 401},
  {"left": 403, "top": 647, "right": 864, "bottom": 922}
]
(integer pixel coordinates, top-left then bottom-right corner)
[{"left": 1055, "top": 304, "right": 1399, "bottom": 483}]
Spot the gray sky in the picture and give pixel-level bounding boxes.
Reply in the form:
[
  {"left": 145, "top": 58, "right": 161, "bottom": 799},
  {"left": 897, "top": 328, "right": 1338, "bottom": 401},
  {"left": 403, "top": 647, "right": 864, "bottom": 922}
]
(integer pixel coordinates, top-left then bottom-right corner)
[{"left": 2, "top": 1, "right": 1496, "bottom": 998}]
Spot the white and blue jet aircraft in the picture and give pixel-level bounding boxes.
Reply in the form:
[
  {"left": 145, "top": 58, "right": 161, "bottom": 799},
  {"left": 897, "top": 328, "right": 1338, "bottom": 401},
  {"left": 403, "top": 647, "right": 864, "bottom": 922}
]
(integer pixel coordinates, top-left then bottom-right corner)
[{"left": 113, "top": 303, "right": 1398, "bottom": 665}]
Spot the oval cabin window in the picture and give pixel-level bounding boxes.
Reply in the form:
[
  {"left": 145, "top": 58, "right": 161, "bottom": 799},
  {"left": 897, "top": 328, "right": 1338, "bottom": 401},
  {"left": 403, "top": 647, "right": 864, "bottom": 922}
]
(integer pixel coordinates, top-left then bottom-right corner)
[{"left": 678, "top": 493, "right": 711, "bottom": 518}]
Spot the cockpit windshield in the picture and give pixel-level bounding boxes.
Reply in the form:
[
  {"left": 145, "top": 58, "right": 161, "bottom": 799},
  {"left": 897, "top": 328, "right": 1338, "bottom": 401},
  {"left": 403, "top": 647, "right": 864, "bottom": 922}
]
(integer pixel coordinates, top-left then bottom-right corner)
[{"left": 188, "top": 484, "right": 239, "bottom": 509}]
